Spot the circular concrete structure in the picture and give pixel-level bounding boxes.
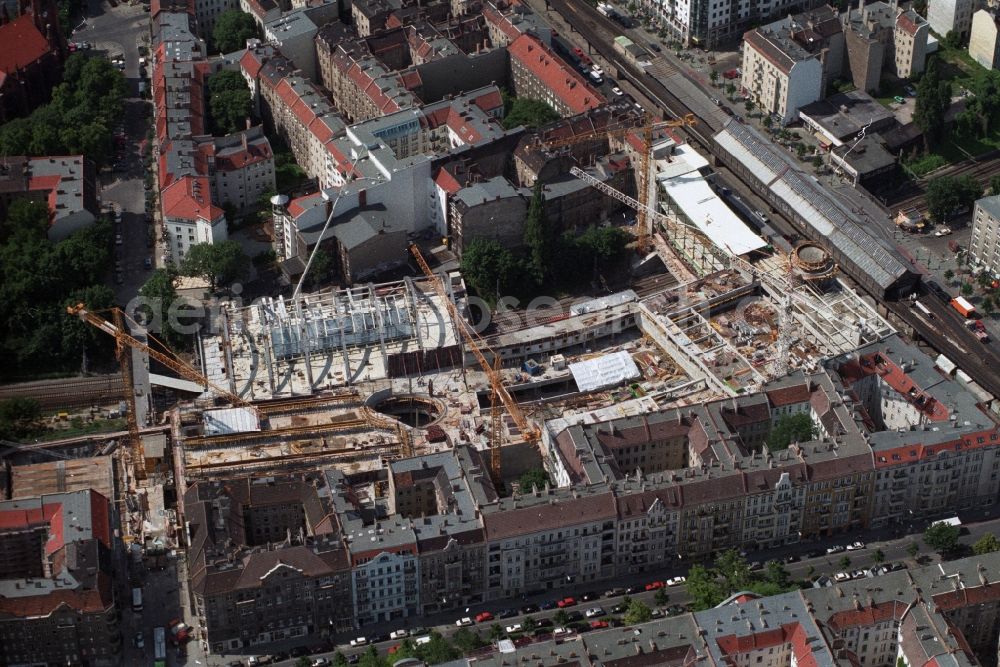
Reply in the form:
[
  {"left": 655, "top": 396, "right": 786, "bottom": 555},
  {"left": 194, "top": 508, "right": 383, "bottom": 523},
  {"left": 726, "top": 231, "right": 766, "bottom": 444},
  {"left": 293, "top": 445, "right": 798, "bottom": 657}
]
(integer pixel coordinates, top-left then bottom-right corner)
[
  {"left": 793, "top": 243, "right": 837, "bottom": 280},
  {"left": 370, "top": 394, "right": 444, "bottom": 429}
]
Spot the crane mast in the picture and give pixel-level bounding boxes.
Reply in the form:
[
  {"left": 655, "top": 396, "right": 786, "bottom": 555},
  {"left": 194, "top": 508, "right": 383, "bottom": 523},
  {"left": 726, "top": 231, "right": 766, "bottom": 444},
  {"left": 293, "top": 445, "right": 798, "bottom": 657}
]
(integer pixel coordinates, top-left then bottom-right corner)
[{"left": 408, "top": 244, "right": 538, "bottom": 481}]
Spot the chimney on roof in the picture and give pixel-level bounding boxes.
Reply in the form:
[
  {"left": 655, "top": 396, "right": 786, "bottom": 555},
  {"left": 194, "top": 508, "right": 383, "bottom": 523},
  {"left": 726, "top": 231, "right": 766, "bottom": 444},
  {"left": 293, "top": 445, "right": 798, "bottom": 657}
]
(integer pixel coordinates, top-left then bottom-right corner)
[{"left": 242, "top": 131, "right": 248, "bottom": 152}]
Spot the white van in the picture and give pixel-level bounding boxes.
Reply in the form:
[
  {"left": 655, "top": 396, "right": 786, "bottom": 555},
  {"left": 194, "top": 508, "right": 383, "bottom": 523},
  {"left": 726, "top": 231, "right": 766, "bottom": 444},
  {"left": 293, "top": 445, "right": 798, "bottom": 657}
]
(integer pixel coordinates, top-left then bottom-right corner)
[{"left": 131, "top": 587, "right": 143, "bottom": 612}]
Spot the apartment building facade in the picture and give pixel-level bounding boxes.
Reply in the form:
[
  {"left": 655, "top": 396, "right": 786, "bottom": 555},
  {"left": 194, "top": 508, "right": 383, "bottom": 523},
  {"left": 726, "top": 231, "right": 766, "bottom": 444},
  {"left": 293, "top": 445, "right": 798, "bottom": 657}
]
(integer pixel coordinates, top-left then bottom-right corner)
[
  {"left": 969, "top": 9, "right": 1000, "bottom": 70},
  {"left": 970, "top": 195, "right": 1000, "bottom": 274},
  {"left": 927, "top": 0, "right": 979, "bottom": 39},
  {"left": 741, "top": 27, "right": 825, "bottom": 124},
  {"left": 507, "top": 34, "right": 606, "bottom": 117}
]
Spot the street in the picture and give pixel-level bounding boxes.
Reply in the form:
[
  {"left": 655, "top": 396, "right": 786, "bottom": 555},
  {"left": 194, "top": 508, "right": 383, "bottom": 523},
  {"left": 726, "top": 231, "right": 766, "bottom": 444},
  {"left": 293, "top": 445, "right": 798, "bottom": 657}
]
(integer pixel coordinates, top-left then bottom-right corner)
[
  {"left": 72, "top": 0, "right": 155, "bottom": 303},
  {"left": 209, "top": 507, "right": 1000, "bottom": 667}
]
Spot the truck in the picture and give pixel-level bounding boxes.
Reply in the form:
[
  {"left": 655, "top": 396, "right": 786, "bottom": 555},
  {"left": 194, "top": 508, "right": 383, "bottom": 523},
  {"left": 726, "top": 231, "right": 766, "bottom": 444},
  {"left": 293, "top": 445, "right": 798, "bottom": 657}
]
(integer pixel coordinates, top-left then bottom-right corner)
[
  {"left": 951, "top": 296, "right": 976, "bottom": 318},
  {"left": 169, "top": 618, "right": 191, "bottom": 644},
  {"left": 153, "top": 627, "right": 167, "bottom": 662},
  {"left": 966, "top": 319, "right": 990, "bottom": 342},
  {"left": 131, "top": 587, "right": 142, "bottom": 612}
]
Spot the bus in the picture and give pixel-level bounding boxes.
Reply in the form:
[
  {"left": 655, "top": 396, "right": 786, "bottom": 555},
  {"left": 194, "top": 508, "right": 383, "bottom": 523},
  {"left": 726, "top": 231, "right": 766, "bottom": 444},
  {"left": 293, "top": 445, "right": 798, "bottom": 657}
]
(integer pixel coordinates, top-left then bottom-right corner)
[{"left": 154, "top": 627, "right": 167, "bottom": 662}]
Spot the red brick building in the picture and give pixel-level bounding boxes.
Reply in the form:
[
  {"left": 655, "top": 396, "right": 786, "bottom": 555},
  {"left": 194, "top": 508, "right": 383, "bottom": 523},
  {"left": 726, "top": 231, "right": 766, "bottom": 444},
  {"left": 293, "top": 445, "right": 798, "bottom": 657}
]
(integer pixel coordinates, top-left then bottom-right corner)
[{"left": 0, "top": 0, "right": 66, "bottom": 122}]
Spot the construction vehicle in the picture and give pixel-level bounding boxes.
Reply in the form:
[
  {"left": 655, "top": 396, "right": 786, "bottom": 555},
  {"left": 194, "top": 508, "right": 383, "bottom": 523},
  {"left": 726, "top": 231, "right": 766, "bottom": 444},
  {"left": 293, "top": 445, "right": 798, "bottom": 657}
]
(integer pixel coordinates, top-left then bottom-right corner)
[
  {"left": 408, "top": 244, "right": 538, "bottom": 480},
  {"left": 67, "top": 304, "right": 261, "bottom": 477},
  {"left": 540, "top": 114, "right": 697, "bottom": 254}
]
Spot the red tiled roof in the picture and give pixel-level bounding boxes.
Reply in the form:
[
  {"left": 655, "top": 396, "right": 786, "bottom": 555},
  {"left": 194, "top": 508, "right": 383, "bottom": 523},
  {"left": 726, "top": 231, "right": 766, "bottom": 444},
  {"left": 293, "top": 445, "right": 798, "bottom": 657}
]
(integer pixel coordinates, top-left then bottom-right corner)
[
  {"left": 288, "top": 192, "right": 324, "bottom": 218},
  {"left": 0, "top": 573, "right": 114, "bottom": 618},
  {"left": 507, "top": 34, "right": 605, "bottom": 115},
  {"left": 161, "top": 175, "right": 223, "bottom": 222},
  {"left": 483, "top": 493, "right": 617, "bottom": 540},
  {"left": 827, "top": 600, "right": 908, "bottom": 631},
  {"left": 840, "top": 352, "right": 949, "bottom": 421},
  {"left": 0, "top": 15, "right": 50, "bottom": 75},
  {"left": 743, "top": 28, "right": 795, "bottom": 76},
  {"left": 434, "top": 167, "right": 463, "bottom": 195},
  {"left": 767, "top": 383, "right": 812, "bottom": 407},
  {"left": 896, "top": 12, "right": 920, "bottom": 36},
  {"left": 240, "top": 49, "right": 266, "bottom": 79}
]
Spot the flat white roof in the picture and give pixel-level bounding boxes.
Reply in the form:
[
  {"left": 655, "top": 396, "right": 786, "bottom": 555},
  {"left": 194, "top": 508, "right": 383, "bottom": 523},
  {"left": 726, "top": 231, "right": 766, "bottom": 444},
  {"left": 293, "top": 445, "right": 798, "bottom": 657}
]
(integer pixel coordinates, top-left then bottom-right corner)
[
  {"left": 569, "top": 350, "right": 640, "bottom": 392},
  {"left": 203, "top": 407, "right": 261, "bottom": 435},
  {"left": 656, "top": 142, "right": 767, "bottom": 257}
]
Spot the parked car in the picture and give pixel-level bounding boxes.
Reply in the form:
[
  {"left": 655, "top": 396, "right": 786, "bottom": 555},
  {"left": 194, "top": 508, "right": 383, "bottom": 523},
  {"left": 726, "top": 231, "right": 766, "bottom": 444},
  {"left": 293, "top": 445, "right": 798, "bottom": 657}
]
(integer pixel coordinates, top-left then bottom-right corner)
[
  {"left": 134, "top": 632, "right": 144, "bottom": 648},
  {"left": 645, "top": 581, "right": 664, "bottom": 591},
  {"left": 497, "top": 608, "right": 517, "bottom": 619},
  {"left": 847, "top": 541, "right": 866, "bottom": 551},
  {"left": 833, "top": 572, "right": 852, "bottom": 582},
  {"left": 785, "top": 554, "right": 800, "bottom": 563},
  {"left": 611, "top": 604, "right": 627, "bottom": 614},
  {"left": 935, "top": 227, "right": 952, "bottom": 237},
  {"left": 805, "top": 549, "right": 823, "bottom": 558},
  {"left": 557, "top": 597, "right": 576, "bottom": 608},
  {"left": 585, "top": 607, "right": 605, "bottom": 618},
  {"left": 611, "top": 86, "right": 624, "bottom": 96},
  {"left": 390, "top": 630, "right": 408, "bottom": 640},
  {"left": 456, "top": 617, "right": 473, "bottom": 627},
  {"left": 667, "top": 576, "right": 686, "bottom": 586},
  {"left": 581, "top": 591, "right": 600, "bottom": 602},
  {"left": 475, "top": 612, "right": 494, "bottom": 623},
  {"left": 505, "top": 623, "right": 523, "bottom": 634},
  {"left": 553, "top": 627, "right": 571, "bottom": 637},
  {"left": 648, "top": 41, "right": 662, "bottom": 51},
  {"left": 589, "top": 620, "right": 610, "bottom": 630},
  {"left": 313, "top": 658, "right": 332, "bottom": 667},
  {"left": 349, "top": 637, "right": 368, "bottom": 647},
  {"left": 826, "top": 545, "right": 846, "bottom": 554},
  {"left": 605, "top": 588, "right": 625, "bottom": 598},
  {"left": 144, "top": 256, "right": 153, "bottom": 269},
  {"left": 521, "top": 604, "right": 540, "bottom": 614}
]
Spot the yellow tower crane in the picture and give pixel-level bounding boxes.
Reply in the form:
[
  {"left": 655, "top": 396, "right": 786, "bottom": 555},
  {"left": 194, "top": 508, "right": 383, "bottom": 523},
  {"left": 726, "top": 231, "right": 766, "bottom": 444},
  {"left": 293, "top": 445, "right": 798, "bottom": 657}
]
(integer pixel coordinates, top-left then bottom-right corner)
[
  {"left": 408, "top": 244, "right": 538, "bottom": 482},
  {"left": 540, "top": 114, "right": 697, "bottom": 254}
]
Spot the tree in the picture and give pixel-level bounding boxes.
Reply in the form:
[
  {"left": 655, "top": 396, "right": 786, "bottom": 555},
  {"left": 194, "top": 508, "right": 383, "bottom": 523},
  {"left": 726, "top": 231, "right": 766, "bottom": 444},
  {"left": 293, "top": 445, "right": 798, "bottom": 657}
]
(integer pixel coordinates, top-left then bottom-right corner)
[
  {"left": 685, "top": 564, "right": 725, "bottom": 610},
  {"left": 521, "top": 616, "right": 537, "bottom": 632},
  {"left": 623, "top": 600, "right": 653, "bottom": 625},
  {"left": 762, "top": 115, "right": 773, "bottom": 132},
  {"left": 962, "top": 282, "right": 974, "bottom": 297},
  {"left": 654, "top": 588, "right": 669, "bottom": 606},
  {"left": 983, "top": 296, "right": 996, "bottom": 317},
  {"left": 796, "top": 142, "right": 807, "bottom": 158},
  {"left": 179, "top": 241, "right": 250, "bottom": 290},
  {"left": 502, "top": 98, "right": 560, "bottom": 130},
  {"left": 745, "top": 98, "right": 756, "bottom": 116},
  {"left": 960, "top": 70, "right": 1000, "bottom": 137},
  {"left": 451, "top": 628, "right": 484, "bottom": 652},
  {"left": 524, "top": 181, "right": 554, "bottom": 285},
  {"left": 991, "top": 174, "right": 1000, "bottom": 195},
  {"left": 716, "top": 549, "right": 752, "bottom": 592},
  {"left": 0, "top": 397, "right": 42, "bottom": 439},
  {"left": 489, "top": 623, "right": 504, "bottom": 641},
  {"left": 725, "top": 82, "right": 736, "bottom": 99},
  {"left": 139, "top": 268, "right": 185, "bottom": 348},
  {"left": 944, "top": 269, "right": 955, "bottom": 283},
  {"left": 766, "top": 413, "right": 818, "bottom": 450},
  {"left": 907, "top": 542, "right": 920, "bottom": 559},
  {"left": 575, "top": 226, "right": 630, "bottom": 272},
  {"left": 924, "top": 521, "right": 962, "bottom": 556},
  {"left": 943, "top": 30, "right": 963, "bottom": 49},
  {"left": 519, "top": 468, "right": 550, "bottom": 493},
  {"left": 213, "top": 10, "right": 258, "bottom": 53},
  {"left": 973, "top": 533, "right": 1000, "bottom": 555},
  {"left": 418, "top": 633, "right": 461, "bottom": 664},
  {"left": 838, "top": 555, "right": 852, "bottom": 569},
  {"left": 460, "top": 238, "right": 519, "bottom": 305},
  {"left": 296, "top": 658, "right": 313, "bottom": 667},
  {"left": 554, "top": 609, "right": 570, "bottom": 626},
  {"left": 207, "top": 70, "right": 252, "bottom": 135},
  {"left": 914, "top": 60, "right": 951, "bottom": 151},
  {"left": 358, "top": 645, "right": 383, "bottom": 667},
  {"left": 873, "top": 549, "right": 885, "bottom": 564},
  {"left": 710, "top": 69, "right": 719, "bottom": 86},
  {"left": 812, "top": 155, "right": 823, "bottom": 169}
]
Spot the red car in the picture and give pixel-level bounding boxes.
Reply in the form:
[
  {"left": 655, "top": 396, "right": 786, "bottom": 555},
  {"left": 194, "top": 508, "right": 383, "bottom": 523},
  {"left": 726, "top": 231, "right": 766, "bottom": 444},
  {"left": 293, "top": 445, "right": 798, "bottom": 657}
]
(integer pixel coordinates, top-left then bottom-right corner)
[
  {"left": 475, "top": 611, "right": 494, "bottom": 623},
  {"left": 557, "top": 597, "right": 576, "bottom": 608},
  {"left": 589, "top": 620, "right": 610, "bottom": 630},
  {"left": 645, "top": 581, "right": 665, "bottom": 591}
]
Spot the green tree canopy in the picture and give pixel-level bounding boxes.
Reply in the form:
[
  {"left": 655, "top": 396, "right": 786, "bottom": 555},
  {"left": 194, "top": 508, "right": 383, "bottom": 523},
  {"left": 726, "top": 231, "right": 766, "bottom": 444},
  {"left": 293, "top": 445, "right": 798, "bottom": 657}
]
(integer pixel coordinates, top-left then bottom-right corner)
[
  {"left": 460, "top": 238, "right": 520, "bottom": 306},
  {"left": 766, "top": 413, "right": 818, "bottom": 450},
  {"left": 0, "top": 200, "right": 115, "bottom": 377},
  {"left": 685, "top": 563, "right": 726, "bottom": 610},
  {"left": 0, "top": 397, "right": 43, "bottom": 439},
  {"left": 179, "top": 241, "right": 250, "bottom": 289},
  {"left": 623, "top": 600, "right": 653, "bottom": 625},
  {"left": 518, "top": 468, "right": 550, "bottom": 493},
  {"left": 973, "top": 533, "right": 1000, "bottom": 555},
  {"left": 502, "top": 97, "right": 560, "bottom": 130},
  {"left": 926, "top": 175, "right": 984, "bottom": 222},
  {"left": 524, "top": 181, "right": 554, "bottom": 285},
  {"left": 914, "top": 60, "right": 951, "bottom": 150},
  {"left": 924, "top": 521, "right": 962, "bottom": 556},
  {"left": 208, "top": 70, "right": 253, "bottom": 135},
  {"left": 213, "top": 10, "right": 258, "bottom": 53},
  {"left": 686, "top": 550, "right": 799, "bottom": 611}
]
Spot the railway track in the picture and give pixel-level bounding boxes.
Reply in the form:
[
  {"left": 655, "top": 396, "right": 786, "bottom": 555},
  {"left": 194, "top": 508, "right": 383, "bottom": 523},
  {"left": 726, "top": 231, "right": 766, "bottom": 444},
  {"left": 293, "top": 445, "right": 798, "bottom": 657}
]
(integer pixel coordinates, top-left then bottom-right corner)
[
  {"left": 889, "top": 155, "right": 1000, "bottom": 213},
  {"left": 0, "top": 374, "right": 125, "bottom": 411}
]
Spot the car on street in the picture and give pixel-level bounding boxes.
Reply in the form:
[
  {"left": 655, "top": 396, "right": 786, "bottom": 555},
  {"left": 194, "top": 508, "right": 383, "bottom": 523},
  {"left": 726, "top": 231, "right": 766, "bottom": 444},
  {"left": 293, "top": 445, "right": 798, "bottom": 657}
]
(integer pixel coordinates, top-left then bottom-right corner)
[
  {"left": 590, "top": 620, "right": 610, "bottom": 630},
  {"left": 826, "top": 545, "right": 846, "bottom": 554},
  {"left": 505, "top": 623, "right": 523, "bottom": 634},
  {"left": 611, "top": 603, "right": 627, "bottom": 614},
  {"left": 291, "top": 647, "right": 309, "bottom": 657},
  {"left": 833, "top": 572, "right": 852, "bottom": 582},
  {"left": 144, "top": 256, "right": 153, "bottom": 269},
  {"left": 313, "top": 659, "right": 332, "bottom": 667},
  {"left": 785, "top": 554, "right": 800, "bottom": 563},
  {"left": 521, "top": 603, "right": 539, "bottom": 614},
  {"left": 497, "top": 608, "right": 517, "bottom": 618},
  {"left": 667, "top": 576, "right": 686, "bottom": 586},
  {"left": 605, "top": 588, "right": 625, "bottom": 598},
  {"left": 581, "top": 591, "right": 600, "bottom": 602},
  {"left": 648, "top": 42, "right": 662, "bottom": 51},
  {"left": 349, "top": 637, "right": 368, "bottom": 647},
  {"left": 585, "top": 607, "right": 605, "bottom": 618},
  {"left": 935, "top": 227, "right": 952, "bottom": 237},
  {"left": 625, "top": 585, "right": 643, "bottom": 595},
  {"left": 347, "top": 655, "right": 360, "bottom": 665},
  {"left": 591, "top": 64, "right": 604, "bottom": 77},
  {"left": 475, "top": 611, "right": 494, "bottom": 623},
  {"left": 645, "top": 581, "right": 664, "bottom": 591},
  {"left": 557, "top": 597, "right": 576, "bottom": 608},
  {"left": 134, "top": 632, "right": 144, "bottom": 648},
  {"left": 847, "top": 541, "right": 866, "bottom": 551},
  {"left": 539, "top": 600, "right": 557, "bottom": 610},
  {"left": 553, "top": 627, "right": 571, "bottom": 637},
  {"left": 805, "top": 549, "right": 823, "bottom": 558},
  {"left": 390, "top": 629, "right": 408, "bottom": 640},
  {"left": 456, "top": 617, "right": 474, "bottom": 627}
]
